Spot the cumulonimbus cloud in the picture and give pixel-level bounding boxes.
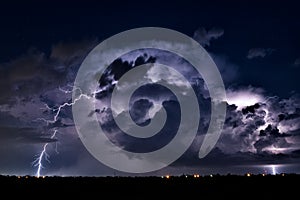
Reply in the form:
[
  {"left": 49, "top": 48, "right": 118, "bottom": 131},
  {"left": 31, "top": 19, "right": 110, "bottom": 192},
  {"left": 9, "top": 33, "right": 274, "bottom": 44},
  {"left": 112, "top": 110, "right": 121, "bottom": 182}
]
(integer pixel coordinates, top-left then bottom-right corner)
[{"left": 0, "top": 31, "right": 299, "bottom": 175}]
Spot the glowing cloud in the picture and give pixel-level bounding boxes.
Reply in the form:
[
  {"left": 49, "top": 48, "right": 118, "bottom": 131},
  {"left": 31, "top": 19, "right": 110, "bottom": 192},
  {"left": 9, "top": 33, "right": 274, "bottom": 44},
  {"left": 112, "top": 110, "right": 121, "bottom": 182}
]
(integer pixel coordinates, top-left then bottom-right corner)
[{"left": 226, "top": 88, "right": 265, "bottom": 110}]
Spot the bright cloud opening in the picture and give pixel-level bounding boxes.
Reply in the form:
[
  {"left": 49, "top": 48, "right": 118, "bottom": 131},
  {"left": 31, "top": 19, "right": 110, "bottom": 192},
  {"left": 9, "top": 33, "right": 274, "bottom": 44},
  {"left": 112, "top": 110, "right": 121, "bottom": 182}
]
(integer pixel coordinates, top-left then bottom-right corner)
[{"left": 226, "top": 88, "right": 265, "bottom": 110}]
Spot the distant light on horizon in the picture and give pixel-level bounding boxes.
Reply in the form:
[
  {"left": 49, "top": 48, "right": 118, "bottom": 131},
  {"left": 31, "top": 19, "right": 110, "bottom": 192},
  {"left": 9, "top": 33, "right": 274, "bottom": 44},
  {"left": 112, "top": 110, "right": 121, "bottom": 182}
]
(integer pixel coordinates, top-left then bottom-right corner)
[
  {"left": 262, "top": 164, "right": 280, "bottom": 175},
  {"left": 193, "top": 174, "right": 200, "bottom": 178},
  {"left": 237, "top": 163, "right": 297, "bottom": 175}
]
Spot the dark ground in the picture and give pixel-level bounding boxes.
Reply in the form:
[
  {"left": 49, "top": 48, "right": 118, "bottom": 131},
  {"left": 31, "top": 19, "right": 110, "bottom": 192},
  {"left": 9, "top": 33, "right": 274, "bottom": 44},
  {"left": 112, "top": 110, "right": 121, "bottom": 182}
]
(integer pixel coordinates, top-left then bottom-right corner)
[{"left": 0, "top": 174, "right": 298, "bottom": 198}]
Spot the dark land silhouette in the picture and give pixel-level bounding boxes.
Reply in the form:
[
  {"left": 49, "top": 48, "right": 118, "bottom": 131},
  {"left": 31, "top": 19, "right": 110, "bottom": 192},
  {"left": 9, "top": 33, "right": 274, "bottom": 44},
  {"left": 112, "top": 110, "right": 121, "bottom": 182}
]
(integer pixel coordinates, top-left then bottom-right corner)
[{"left": 0, "top": 174, "right": 298, "bottom": 197}]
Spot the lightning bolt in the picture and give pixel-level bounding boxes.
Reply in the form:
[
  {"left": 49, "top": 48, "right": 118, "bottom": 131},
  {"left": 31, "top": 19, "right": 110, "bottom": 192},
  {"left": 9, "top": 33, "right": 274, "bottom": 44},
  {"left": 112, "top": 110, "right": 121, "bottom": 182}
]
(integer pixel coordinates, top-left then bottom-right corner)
[
  {"left": 35, "top": 86, "right": 93, "bottom": 125},
  {"left": 271, "top": 165, "right": 277, "bottom": 175},
  {"left": 33, "top": 129, "right": 58, "bottom": 178},
  {"left": 32, "top": 85, "right": 94, "bottom": 177}
]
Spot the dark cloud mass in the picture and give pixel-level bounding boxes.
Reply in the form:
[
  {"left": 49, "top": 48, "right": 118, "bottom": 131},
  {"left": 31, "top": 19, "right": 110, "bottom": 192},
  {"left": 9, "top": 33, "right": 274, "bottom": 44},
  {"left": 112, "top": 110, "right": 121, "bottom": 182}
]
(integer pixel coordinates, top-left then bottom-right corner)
[
  {"left": 90, "top": 50, "right": 300, "bottom": 170},
  {"left": 0, "top": 35, "right": 299, "bottom": 176}
]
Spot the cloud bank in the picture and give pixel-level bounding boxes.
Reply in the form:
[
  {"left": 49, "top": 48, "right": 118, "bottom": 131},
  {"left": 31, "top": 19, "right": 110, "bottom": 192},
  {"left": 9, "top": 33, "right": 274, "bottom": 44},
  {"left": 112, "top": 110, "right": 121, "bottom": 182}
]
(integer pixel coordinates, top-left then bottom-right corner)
[{"left": 0, "top": 32, "right": 299, "bottom": 176}]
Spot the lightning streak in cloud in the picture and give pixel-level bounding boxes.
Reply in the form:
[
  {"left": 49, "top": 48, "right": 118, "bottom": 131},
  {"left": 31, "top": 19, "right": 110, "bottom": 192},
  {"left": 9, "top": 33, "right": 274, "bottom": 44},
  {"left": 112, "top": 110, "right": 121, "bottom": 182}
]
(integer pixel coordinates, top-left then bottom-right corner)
[
  {"left": 32, "top": 86, "right": 93, "bottom": 177},
  {"left": 35, "top": 86, "right": 93, "bottom": 125}
]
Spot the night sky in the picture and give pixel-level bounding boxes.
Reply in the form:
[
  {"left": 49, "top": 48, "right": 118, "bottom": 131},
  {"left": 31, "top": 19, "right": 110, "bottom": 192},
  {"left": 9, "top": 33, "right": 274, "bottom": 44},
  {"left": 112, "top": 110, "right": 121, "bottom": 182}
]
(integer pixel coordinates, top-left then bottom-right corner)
[{"left": 0, "top": 0, "right": 300, "bottom": 176}]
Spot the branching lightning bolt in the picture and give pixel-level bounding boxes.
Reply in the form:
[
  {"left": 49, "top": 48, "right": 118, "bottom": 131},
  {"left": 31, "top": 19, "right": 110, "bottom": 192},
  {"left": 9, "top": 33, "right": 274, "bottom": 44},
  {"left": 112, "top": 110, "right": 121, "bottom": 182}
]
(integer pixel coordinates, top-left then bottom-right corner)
[
  {"left": 32, "top": 85, "right": 93, "bottom": 177},
  {"left": 35, "top": 86, "right": 93, "bottom": 125},
  {"left": 33, "top": 129, "right": 58, "bottom": 178}
]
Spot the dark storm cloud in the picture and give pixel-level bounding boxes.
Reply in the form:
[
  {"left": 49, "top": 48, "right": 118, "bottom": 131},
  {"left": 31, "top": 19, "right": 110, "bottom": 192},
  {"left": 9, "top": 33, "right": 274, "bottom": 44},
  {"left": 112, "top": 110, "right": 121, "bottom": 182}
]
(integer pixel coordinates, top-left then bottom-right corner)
[
  {"left": 96, "top": 54, "right": 156, "bottom": 100},
  {"left": 0, "top": 39, "right": 97, "bottom": 106},
  {"left": 93, "top": 54, "right": 184, "bottom": 153},
  {"left": 90, "top": 54, "right": 257, "bottom": 169},
  {"left": 217, "top": 92, "right": 300, "bottom": 156},
  {"left": 0, "top": 39, "right": 99, "bottom": 175},
  {"left": 92, "top": 54, "right": 211, "bottom": 157},
  {"left": 193, "top": 27, "right": 224, "bottom": 47},
  {"left": 0, "top": 126, "right": 57, "bottom": 144},
  {"left": 0, "top": 38, "right": 97, "bottom": 111},
  {"left": 1, "top": 23, "right": 300, "bottom": 176},
  {"left": 242, "top": 103, "right": 260, "bottom": 115},
  {"left": 101, "top": 99, "right": 181, "bottom": 153},
  {"left": 278, "top": 108, "right": 300, "bottom": 121},
  {"left": 0, "top": 51, "right": 47, "bottom": 105},
  {"left": 259, "top": 125, "right": 290, "bottom": 138},
  {"left": 46, "top": 119, "right": 74, "bottom": 129},
  {"left": 219, "top": 115, "right": 261, "bottom": 153},
  {"left": 247, "top": 48, "right": 274, "bottom": 59},
  {"left": 255, "top": 124, "right": 291, "bottom": 153},
  {"left": 173, "top": 92, "right": 300, "bottom": 168},
  {"left": 90, "top": 48, "right": 300, "bottom": 169},
  {"left": 129, "top": 99, "right": 153, "bottom": 125}
]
